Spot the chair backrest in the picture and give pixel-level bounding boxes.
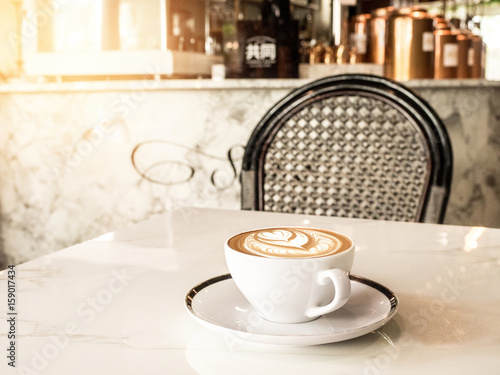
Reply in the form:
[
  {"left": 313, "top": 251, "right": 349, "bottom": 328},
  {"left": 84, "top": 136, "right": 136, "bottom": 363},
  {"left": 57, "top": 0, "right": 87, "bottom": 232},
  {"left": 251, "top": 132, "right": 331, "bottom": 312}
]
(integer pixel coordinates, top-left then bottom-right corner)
[{"left": 241, "top": 74, "right": 453, "bottom": 223}]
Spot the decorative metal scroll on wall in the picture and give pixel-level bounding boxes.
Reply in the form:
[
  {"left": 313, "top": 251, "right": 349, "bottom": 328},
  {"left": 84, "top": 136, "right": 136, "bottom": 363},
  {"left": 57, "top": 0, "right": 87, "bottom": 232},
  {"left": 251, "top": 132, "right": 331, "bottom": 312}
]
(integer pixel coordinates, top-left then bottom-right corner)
[{"left": 131, "top": 140, "right": 244, "bottom": 191}]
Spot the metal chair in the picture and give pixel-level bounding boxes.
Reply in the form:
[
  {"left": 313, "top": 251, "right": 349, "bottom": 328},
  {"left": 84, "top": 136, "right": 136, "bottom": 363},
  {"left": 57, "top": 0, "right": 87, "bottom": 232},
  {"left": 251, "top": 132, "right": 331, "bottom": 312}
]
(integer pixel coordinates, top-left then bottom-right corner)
[{"left": 241, "top": 74, "right": 453, "bottom": 223}]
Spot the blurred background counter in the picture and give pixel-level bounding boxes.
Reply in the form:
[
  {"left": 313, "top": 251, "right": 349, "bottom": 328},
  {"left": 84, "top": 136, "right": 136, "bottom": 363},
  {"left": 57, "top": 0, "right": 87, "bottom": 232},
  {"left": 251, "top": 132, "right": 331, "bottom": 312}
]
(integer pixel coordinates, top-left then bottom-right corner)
[
  {"left": 0, "top": 78, "right": 499, "bottom": 266},
  {"left": 1, "top": 0, "right": 500, "bottom": 81}
]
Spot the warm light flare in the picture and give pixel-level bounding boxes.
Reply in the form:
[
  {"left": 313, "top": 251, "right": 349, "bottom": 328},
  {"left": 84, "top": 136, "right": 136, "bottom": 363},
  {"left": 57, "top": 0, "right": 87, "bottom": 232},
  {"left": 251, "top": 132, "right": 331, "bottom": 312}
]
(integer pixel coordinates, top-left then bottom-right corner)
[{"left": 463, "top": 227, "right": 486, "bottom": 252}]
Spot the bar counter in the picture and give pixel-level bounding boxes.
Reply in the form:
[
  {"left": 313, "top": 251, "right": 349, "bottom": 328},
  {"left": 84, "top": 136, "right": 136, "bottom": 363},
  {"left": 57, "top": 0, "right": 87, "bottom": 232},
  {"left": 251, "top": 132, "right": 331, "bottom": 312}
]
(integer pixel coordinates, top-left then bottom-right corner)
[{"left": 0, "top": 78, "right": 499, "bottom": 265}]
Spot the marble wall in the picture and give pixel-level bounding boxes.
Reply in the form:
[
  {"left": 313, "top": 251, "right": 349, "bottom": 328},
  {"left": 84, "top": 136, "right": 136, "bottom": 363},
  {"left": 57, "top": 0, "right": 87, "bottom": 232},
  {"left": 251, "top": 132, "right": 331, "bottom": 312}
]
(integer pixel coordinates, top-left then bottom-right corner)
[
  {"left": 0, "top": 79, "right": 499, "bottom": 266},
  {"left": 416, "top": 81, "right": 500, "bottom": 230}
]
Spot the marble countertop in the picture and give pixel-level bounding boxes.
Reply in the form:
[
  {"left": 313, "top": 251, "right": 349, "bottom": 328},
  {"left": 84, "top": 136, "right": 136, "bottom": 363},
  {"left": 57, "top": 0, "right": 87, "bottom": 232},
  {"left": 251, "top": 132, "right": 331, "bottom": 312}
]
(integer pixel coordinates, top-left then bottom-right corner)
[
  {"left": 0, "top": 207, "right": 499, "bottom": 374},
  {"left": 0, "top": 78, "right": 499, "bottom": 93}
]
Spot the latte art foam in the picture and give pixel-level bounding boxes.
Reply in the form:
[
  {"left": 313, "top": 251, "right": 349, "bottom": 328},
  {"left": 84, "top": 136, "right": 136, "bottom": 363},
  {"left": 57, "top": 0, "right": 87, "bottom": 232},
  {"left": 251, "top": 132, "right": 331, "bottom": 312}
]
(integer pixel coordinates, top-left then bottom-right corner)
[{"left": 228, "top": 228, "right": 351, "bottom": 258}]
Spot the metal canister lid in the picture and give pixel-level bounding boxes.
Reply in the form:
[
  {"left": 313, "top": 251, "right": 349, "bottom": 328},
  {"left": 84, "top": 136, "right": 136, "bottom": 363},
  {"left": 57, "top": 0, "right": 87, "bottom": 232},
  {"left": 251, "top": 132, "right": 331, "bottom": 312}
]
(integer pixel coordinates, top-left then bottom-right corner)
[
  {"left": 371, "top": 6, "right": 394, "bottom": 18},
  {"left": 351, "top": 13, "right": 371, "bottom": 23},
  {"left": 456, "top": 30, "right": 472, "bottom": 41},
  {"left": 435, "top": 23, "right": 451, "bottom": 31},
  {"left": 409, "top": 7, "right": 431, "bottom": 19},
  {"left": 391, "top": 7, "right": 413, "bottom": 16},
  {"left": 389, "top": 6, "right": 430, "bottom": 19},
  {"left": 433, "top": 15, "right": 447, "bottom": 28},
  {"left": 434, "top": 27, "right": 453, "bottom": 35}
]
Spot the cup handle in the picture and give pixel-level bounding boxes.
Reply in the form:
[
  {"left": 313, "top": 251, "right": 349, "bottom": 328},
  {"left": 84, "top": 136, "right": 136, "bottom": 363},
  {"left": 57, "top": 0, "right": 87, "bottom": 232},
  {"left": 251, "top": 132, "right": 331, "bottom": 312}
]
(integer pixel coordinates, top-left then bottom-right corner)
[{"left": 305, "top": 269, "right": 351, "bottom": 318}]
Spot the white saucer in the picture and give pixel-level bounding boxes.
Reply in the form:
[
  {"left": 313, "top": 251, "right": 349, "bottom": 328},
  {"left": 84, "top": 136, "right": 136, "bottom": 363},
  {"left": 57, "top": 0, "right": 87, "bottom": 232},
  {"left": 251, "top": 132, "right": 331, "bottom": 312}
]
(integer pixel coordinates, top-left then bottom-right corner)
[{"left": 185, "top": 274, "right": 398, "bottom": 346}]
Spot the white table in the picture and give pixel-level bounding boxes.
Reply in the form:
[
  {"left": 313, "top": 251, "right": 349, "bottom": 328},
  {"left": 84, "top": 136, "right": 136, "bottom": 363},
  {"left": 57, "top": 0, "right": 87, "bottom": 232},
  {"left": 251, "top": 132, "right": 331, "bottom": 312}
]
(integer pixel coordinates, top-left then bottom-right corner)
[{"left": 1, "top": 207, "right": 499, "bottom": 374}]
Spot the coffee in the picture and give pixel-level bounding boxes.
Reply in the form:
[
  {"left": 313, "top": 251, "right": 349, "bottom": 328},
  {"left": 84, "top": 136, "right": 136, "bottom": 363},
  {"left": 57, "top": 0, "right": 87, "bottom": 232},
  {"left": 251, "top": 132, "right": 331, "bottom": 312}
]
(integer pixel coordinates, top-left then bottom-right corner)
[
  {"left": 227, "top": 227, "right": 351, "bottom": 259},
  {"left": 225, "top": 226, "right": 355, "bottom": 323}
]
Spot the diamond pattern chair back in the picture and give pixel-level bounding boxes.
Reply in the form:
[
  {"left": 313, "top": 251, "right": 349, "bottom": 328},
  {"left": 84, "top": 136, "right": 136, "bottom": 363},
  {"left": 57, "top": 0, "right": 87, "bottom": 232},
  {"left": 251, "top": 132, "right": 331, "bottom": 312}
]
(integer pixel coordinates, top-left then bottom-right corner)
[{"left": 241, "top": 74, "right": 453, "bottom": 223}]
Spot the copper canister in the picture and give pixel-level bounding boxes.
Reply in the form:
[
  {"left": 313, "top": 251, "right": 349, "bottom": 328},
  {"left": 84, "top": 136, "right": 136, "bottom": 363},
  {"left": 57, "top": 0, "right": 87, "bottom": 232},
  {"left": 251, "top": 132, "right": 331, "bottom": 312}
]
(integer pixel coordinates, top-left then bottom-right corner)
[
  {"left": 385, "top": 8, "right": 435, "bottom": 80},
  {"left": 470, "top": 34, "right": 486, "bottom": 79},
  {"left": 349, "top": 14, "right": 371, "bottom": 63},
  {"left": 456, "top": 31, "right": 472, "bottom": 79},
  {"left": 369, "top": 7, "right": 393, "bottom": 64},
  {"left": 309, "top": 41, "right": 326, "bottom": 64},
  {"left": 433, "top": 15, "right": 447, "bottom": 29},
  {"left": 434, "top": 25, "right": 458, "bottom": 79}
]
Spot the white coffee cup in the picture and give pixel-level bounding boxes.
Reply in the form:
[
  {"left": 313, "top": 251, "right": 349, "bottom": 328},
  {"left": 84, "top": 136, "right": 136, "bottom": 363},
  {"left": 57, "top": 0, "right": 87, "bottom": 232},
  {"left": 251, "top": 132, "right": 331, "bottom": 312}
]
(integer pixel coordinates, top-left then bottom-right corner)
[{"left": 225, "top": 227, "right": 355, "bottom": 324}]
